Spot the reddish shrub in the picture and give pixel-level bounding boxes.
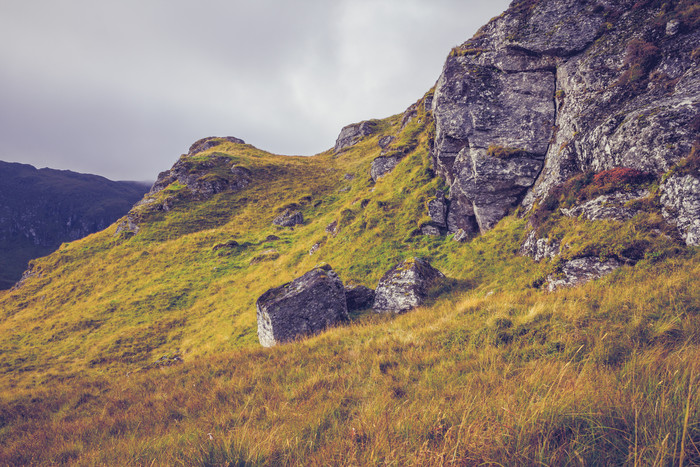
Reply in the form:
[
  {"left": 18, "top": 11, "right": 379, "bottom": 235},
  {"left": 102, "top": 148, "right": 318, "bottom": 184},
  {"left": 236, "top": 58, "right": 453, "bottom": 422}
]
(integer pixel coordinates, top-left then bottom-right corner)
[{"left": 591, "top": 167, "right": 655, "bottom": 189}]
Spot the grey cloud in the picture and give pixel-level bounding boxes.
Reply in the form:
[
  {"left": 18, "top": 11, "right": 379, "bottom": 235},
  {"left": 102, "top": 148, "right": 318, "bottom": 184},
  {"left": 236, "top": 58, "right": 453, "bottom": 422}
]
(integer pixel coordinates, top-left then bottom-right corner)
[{"left": 0, "top": 0, "right": 510, "bottom": 181}]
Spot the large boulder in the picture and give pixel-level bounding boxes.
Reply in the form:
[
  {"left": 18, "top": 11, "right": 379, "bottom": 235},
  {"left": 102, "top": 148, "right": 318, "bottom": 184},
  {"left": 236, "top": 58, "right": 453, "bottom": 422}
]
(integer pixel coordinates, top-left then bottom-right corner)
[
  {"left": 373, "top": 258, "right": 445, "bottom": 313},
  {"left": 256, "top": 264, "right": 348, "bottom": 347}
]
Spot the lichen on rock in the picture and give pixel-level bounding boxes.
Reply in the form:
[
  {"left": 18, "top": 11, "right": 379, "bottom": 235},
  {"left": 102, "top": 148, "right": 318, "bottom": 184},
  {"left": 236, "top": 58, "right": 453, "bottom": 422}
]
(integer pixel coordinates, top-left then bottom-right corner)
[{"left": 373, "top": 258, "right": 445, "bottom": 313}]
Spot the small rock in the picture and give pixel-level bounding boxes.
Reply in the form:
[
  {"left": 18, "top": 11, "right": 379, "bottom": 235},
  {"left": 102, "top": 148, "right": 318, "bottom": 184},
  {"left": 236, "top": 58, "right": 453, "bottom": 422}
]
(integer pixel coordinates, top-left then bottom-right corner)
[
  {"left": 666, "top": 19, "right": 680, "bottom": 36},
  {"left": 265, "top": 235, "right": 280, "bottom": 241},
  {"left": 114, "top": 216, "right": 139, "bottom": 236},
  {"left": 373, "top": 258, "right": 445, "bottom": 313},
  {"left": 370, "top": 155, "right": 402, "bottom": 181},
  {"left": 273, "top": 209, "right": 303, "bottom": 227},
  {"left": 343, "top": 173, "right": 355, "bottom": 181},
  {"left": 421, "top": 225, "right": 442, "bottom": 236},
  {"left": 345, "top": 285, "right": 376, "bottom": 312},
  {"left": 256, "top": 264, "right": 348, "bottom": 347},
  {"left": 452, "top": 229, "right": 469, "bottom": 242},
  {"left": 427, "top": 190, "right": 448, "bottom": 229},
  {"left": 378, "top": 135, "right": 394, "bottom": 149},
  {"left": 213, "top": 239, "right": 239, "bottom": 251},
  {"left": 309, "top": 243, "right": 321, "bottom": 255},
  {"left": 520, "top": 230, "right": 561, "bottom": 262},
  {"left": 325, "top": 220, "right": 339, "bottom": 236}
]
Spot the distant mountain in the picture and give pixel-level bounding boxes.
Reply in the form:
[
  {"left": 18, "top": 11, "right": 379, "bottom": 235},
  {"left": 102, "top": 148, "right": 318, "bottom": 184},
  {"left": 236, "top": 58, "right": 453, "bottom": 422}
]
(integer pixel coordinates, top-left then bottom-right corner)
[{"left": 0, "top": 160, "right": 150, "bottom": 289}]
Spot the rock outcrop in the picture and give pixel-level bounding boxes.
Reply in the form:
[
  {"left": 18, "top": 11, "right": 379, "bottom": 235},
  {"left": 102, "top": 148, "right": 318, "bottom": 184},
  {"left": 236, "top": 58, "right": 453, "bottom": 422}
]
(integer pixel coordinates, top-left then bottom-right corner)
[
  {"left": 256, "top": 264, "right": 348, "bottom": 347},
  {"left": 520, "top": 230, "right": 561, "bottom": 263},
  {"left": 660, "top": 173, "right": 700, "bottom": 246},
  {"left": 546, "top": 257, "right": 620, "bottom": 292},
  {"left": 150, "top": 154, "right": 252, "bottom": 200},
  {"left": 429, "top": 0, "right": 700, "bottom": 242},
  {"left": 373, "top": 258, "right": 445, "bottom": 313},
  {"left": 560, "top": 189, "right": 650, "bottom": 221},
  {"left": 334, "top": 120, "right": 379, "bottom": 152}
]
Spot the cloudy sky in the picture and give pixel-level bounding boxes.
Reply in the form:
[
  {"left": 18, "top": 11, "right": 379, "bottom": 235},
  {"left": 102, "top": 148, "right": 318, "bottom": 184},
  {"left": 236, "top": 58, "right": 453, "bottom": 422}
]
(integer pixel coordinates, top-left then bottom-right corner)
[{"left": 0, "top": 0, "right": 510, "bottom": 181}]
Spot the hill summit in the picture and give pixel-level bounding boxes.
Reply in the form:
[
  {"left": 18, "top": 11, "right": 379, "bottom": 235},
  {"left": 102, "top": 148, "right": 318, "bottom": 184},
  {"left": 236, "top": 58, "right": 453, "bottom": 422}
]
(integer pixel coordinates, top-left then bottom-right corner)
[{"left": 1, "top": 0, "right": 699, "bottom": 464}]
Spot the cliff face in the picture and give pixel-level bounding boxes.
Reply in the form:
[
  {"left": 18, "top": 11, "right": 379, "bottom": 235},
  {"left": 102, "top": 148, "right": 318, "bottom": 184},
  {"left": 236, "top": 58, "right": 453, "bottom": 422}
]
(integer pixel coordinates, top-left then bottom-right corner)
[
  {"left": 0, "top": 161, "right": 149, "bottom": 288},
  {"left": 431, "top": 0, "right": 699, "bottom": 243}
]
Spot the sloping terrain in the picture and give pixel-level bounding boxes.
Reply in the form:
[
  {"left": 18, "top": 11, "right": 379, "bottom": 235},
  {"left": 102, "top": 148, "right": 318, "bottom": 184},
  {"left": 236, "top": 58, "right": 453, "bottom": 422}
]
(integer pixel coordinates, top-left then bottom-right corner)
[
  {"left": 0, "top": 161, "right": 149, "bottom": 289},
  {"left": 0, "top": 0, "right": 699, "bottom": 464}
]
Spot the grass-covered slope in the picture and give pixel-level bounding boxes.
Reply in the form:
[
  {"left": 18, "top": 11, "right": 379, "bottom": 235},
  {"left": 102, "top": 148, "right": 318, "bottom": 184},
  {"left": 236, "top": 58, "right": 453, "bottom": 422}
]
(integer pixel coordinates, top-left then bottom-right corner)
[{"left": 1, "top": 91, "right": 699, "bottom": 464}]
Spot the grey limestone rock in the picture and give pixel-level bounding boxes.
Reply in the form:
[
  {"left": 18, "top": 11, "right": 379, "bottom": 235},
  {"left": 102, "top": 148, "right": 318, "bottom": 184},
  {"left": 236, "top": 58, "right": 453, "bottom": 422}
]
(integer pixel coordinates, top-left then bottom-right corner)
[
  {"left": 273, "top": 209, "right": 303, "bottom": 227},
  {"left": 114, "top": 215, "right": 140, "bottom": 236},
  {"left": 660, "top": 174, "right": 700, "bottom": 246},
  {"left": 345, "top": 285, "right": 375, "bottom": 312},
  {"left": 421, "top": 225, "right": 442, "bottom": 237},
  {"left": 452, "top": 229, "right": 469, "bottom": 243},
  {"left": 520, "top": 230, "right": 561, "bottom": 262},
  {"left": 309, "top": 243, "right": 321, "bottom": 255},
  {"left": 546, "top": 257, "right": 620, "bottom": 292},
  {"left": 334, "top": 120, "right": 379, "bottom": 152},
  {"left": 370, "top": 155, "right": 402, "bottom": 182},
  {"left": 373, "top": 258, "right": 445, "bottom": 313},
  {"left": 256, "top": 264, "right": 348, "bottom": 347},
  {"left": 427, "top": 191, "right": 448, "bottom": 229},
  {"left": 430, "top": 0, "right": 700, "bottom": 237},
  {"left": 560, "top": 190, "right": 650, "bottom": 222}
]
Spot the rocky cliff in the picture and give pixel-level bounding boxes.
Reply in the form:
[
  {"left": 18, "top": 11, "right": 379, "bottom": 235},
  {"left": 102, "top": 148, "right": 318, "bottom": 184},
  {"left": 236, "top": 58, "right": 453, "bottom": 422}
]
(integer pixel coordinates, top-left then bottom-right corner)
[
  {"left": 0, "top": 161, "right": 149, "bottom": 288},
  {"left": 430, "top": 0, "right": 699, "bottom": 244}
]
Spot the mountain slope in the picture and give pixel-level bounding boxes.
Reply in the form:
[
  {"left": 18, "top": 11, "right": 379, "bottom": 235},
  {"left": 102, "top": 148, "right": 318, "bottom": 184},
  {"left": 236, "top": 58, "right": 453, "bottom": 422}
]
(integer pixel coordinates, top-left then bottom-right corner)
[
  {"left": 0, "top": 0, "right": 699, "bottom": 464},
  {"left": 0, "top": 161, "right": 149, "bottom": 289}
]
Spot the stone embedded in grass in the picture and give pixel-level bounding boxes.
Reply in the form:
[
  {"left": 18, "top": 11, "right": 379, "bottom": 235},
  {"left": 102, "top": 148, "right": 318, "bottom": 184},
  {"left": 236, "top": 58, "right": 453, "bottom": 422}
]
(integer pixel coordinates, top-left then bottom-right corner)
[
  {"left": 370, "top": 155, "right": 402, "bottom": 182},
  {"left": 256, "top": 264, "right": 348, "bottom": 347},
  {"left": 546, "top": 257, "right": 620, "bottom": 292},
  {"left": 272, "top": 209, "right": 303, "bottom": 227},
  {"left": 345, "top": 285, "right": 375, "bottom": 312},
  {"left": 373, "top": 258, "right": 445, "bottom": 313}
]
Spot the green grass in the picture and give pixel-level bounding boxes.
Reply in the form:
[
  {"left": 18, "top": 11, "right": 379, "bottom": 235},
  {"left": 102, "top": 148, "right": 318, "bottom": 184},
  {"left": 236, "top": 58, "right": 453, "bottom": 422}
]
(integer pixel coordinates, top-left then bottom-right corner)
[{"left": 0, "top": 91, "right": 699, "bottom": 464}]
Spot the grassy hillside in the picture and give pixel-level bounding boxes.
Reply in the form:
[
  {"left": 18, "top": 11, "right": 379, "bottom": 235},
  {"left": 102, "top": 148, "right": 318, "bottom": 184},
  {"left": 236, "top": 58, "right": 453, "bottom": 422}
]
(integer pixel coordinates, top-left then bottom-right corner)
[{"left": 1, "top": 92, "right": 699, "bottom": 464}]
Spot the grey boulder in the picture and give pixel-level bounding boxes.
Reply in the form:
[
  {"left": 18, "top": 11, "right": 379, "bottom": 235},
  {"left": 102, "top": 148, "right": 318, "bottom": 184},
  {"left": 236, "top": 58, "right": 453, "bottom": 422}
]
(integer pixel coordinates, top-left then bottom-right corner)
[
  {"left": 373, "top": 258, "right": 445, "bottom": 313},
  {"left": 256, "top": 264, "right": 348, "bottom": 347}
]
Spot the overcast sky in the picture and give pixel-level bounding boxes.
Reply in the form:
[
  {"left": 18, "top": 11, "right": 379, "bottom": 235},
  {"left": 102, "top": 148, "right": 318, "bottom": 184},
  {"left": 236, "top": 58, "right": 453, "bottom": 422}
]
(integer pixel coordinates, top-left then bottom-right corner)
[{"left": 0, "top": 0, "right": 510, "bottom": 181}]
